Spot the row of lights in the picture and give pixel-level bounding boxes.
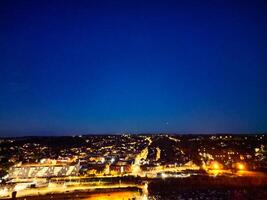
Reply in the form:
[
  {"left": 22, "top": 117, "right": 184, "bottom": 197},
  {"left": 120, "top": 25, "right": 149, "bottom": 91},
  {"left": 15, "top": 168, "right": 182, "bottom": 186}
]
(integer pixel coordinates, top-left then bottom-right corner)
[{"left": 210, "top": 161, "right": 246, "bottom": 171}]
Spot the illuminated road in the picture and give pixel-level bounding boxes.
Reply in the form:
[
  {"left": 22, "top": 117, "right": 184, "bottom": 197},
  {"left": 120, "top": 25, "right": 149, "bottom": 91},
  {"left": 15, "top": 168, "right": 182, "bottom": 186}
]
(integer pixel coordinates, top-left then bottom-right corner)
[
  {"left": 7, "top": 182, "right": 144, "bottom": 199},
  {"left": 83, "top": 191, "right": 141, "bottom": 200},
  {"left": 155, "top": 147, "right": 161, "bottom": 161},
  {"left": 168, "top": 136, "right": 180, "bottom": 143},
  {"left": 132, "top": 137, "right": 152, "bottom": 176},
  {"left": 84, "top": 183, "right": 148, "bottom": 200}
]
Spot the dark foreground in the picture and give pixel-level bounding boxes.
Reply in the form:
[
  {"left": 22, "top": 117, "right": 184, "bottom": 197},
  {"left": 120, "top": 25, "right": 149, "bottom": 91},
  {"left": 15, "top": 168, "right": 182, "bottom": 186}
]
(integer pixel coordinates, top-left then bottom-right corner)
[
  {"left": 150, "top": 188, "right": 267, "bottom": 200},
  {"left": 149, "top": 175, "right": 267, "bottom": 200}
]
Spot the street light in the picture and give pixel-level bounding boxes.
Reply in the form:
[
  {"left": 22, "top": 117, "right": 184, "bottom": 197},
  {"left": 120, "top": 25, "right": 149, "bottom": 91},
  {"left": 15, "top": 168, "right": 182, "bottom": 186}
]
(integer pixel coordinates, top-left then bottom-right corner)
[
  {"left": 236, "top": 163, "right": 245, "bottom": 171},
  {"left": 211, "top": 161, "right": 221, "bottom": 170}
]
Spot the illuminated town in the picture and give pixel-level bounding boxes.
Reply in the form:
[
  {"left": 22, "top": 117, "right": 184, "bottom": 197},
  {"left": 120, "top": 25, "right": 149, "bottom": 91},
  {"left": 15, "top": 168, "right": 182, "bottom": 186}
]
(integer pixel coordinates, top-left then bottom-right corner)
[
  {"left": 1, "top": 0, "right": 267, "bottom": 199},
  {"left": 0, "top": 134, "right": 266, "bottom": 199}
]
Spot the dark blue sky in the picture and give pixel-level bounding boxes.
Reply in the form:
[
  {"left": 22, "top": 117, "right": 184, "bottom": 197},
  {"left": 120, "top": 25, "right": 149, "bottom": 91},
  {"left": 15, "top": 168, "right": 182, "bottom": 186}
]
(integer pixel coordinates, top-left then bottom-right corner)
[{"left": 0, "top": 0, "right": 267, "bottom": 136}]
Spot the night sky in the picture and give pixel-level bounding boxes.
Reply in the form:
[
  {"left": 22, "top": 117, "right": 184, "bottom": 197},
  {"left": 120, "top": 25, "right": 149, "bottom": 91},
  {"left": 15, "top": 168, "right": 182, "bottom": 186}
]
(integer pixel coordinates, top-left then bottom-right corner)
[{"left": 0, "top": 0, "right": 267, "bottom": 136}]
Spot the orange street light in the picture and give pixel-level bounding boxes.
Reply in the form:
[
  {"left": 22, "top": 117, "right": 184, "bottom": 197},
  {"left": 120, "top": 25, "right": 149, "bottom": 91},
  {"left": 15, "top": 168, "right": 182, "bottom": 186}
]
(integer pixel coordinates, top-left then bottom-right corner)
[
  {"left": 236, "top": 163, "right": 245, "bottom": 171},
  {"left": 211, "top": 161, "right": 222, "bottom": 170}
]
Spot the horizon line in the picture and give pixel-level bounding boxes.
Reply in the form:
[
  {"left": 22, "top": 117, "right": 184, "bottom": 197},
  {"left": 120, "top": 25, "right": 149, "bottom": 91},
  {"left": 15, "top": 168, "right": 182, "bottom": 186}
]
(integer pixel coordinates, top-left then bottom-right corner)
[{"left": 0, "top": 132, "right": 266, "bottom": 138}]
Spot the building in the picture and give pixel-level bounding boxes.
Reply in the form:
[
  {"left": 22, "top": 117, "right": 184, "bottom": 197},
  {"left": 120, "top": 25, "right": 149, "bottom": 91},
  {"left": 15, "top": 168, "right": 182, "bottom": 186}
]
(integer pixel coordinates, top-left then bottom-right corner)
[{"left": 7, "top": 162, "right": 80, "bottom": 179}]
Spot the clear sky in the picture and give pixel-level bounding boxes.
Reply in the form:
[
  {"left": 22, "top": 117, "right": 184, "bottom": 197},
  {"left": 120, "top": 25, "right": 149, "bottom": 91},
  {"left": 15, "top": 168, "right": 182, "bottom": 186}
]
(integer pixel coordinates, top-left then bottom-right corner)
[{"left": 0, "top": 0, "right": 267, "bottom": 136}]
